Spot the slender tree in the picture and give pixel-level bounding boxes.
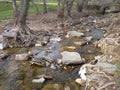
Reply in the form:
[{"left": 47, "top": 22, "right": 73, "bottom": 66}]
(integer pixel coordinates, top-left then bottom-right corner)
[
  {"left": 12, "top": 0, "right": 19, "bottom": 26},
  {"left": 57, "top": 0, "right": 66, "bottom": 18},
  {"left": 42, "top": 0, "right": 47, "bottom": 13},
  {"left": 66, "top": 0, "right": 75, "bottom": 16}
]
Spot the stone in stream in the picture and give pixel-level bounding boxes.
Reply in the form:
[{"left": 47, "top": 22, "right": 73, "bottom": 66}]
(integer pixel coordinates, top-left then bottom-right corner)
[
  {"left": 0, "top": 35, "right": 3, "bottom": 42},
  {"left": 60, "top": 51, "right": 83, "bottom": 65},
  {"left": 66, "top": 31, "right": 84, "bottom": 38},
  {"left": 85, "top": 36, "right": 93, "bottom": 42},
  {"left": 15, "top": 53, "right": 30, "bottom": 61},
  {"left": 74, "top": 41, "right": 87, "bottom": 46},
  {"left": 32, "top": 77, "right": 45, "bottom": 83},
  {"left": 0, "top": 42, "right": 8, "bottom": 50},
  {"left": 0, "top": 51, "right": 8, "bottom": 59},
  {"left": 3, "top": 31, "right": 16, "bottom": 38},
  {"left": 50, "top": 36, "right": 61, "bottom": 42},
  {"left": 31, "top": 47, "right": 62, "bottom": 66}
]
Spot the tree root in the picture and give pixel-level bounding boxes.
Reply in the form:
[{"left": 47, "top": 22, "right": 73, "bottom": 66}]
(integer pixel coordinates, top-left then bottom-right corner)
[
  {"left": 97, "top": 82, "right": 116, "bottom": 90},
  {"left": 7, "top": 25, "right": 51, "bottom": 47}
]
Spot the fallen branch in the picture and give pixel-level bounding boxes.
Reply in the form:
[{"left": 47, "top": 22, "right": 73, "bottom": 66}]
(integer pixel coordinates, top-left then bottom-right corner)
[{"left": 97, "top": 82, "right": 116, "bottom": 90}]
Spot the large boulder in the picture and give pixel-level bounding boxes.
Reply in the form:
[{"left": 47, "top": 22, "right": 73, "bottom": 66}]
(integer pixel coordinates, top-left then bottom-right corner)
[{"left": 60, "top": 51, "right": 83, "bottom": 65}]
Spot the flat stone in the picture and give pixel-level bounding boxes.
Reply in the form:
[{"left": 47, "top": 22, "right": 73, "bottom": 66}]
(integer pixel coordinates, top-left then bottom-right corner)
[
  {"left": 32, "top": 77, "right": 45, "bottom": 83},
  {"left": 66, "top": 31, "right": 84, "bottom": 38},
  {"left": 61, "top": 51, "right": 82, "bottom": 65},
  {"left": 15, "top": 53, "right": 29, "bottom": 61},
  {"left": 74, "top": 41, "right": 87, "bottom": 46}
]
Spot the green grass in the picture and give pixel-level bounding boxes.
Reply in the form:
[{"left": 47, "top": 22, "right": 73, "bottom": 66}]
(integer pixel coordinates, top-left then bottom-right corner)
[
  {"left": 0, "top": 1, "right": 12, "bottom": 20},
  {"left": 0, "top": 1, "right": 57, "bottom": 20}
]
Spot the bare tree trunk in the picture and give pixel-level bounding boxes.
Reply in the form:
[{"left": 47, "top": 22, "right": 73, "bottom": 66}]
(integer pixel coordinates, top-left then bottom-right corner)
[
  {"left": 66, "top": 0, "right": 74, "bottom": 16},
  {"left": 82, "top": 0, "right": 88, "bottom": 10},
  {"left": 76, "top": 0, "right": 83, "bottom": 12},
  {"left": 76, "top": 0, "right": 88, "bottom": 12},
  {"left": 57, "top": 0, "right": 65, "bottom": 18},
  {"left": 12, "top": 0, "right": 19, "bottom": 26},
  {"left": 42, "top": 0, "right": 47, "bottom": 13},
  {"left": 31, "top": 0, "right": 39, "bottom": 14}
]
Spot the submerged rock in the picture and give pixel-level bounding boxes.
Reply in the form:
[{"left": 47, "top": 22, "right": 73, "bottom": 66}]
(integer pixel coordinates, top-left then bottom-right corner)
[
  {"left": 60, "top": 51, "right": 82, "bottom": 65},
  {"left": 66, "top": 31, "right": 84, "bottom": 38},
  {"left": 15, "top": 53, "right": 29, "bottom": 61}
]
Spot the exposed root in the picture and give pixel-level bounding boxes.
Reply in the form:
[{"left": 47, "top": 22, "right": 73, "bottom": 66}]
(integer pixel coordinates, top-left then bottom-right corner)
[
  {"left": 7, "top": 25, "right": 51, "bottom": 47},
  {"left": 97, "top": 82, "right": 116, "bottom": 90}
]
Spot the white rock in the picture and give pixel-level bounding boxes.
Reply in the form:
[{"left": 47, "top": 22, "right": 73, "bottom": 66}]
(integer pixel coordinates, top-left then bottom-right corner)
[
  {"left": 35, "top": 43, "right": 42, "bottom": 47},
  {"left": 50, "top": 36, "right": 61, "bottom": 42},
  {"left": 66, "top": 31, "right": 84, "bottom": 38},
  {"left": 61, "top": 51, "right": 82, "bottom": 65},
  {"left": 74, "top": 41, "right": 86, "bottom": 46},
  {"left": 85, "top": 36, "right": 93, "bottom": 41},
  {"left": 78, "top": 67, "right": 87, "bottom": 81},
  {"left": 0, "top": 43, "right": 8, "bottom": 50},
  {"left": 32, "top": 77, "right": 45, "bottom": 83},
  {"left": 15, "top": 53, "right": 29, "bottom": 61}
]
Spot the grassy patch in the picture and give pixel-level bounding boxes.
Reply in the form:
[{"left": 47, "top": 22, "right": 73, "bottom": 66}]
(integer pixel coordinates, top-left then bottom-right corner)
[
  {"left": 0, "top": 1, "right": 57, "bottom": 20},
  {"left": 0, "top": 1, "right": 12, "bottom": 20}
]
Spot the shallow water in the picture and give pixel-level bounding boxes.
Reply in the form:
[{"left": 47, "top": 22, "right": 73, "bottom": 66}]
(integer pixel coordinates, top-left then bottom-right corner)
[{"left": 0, "top": 28, "right": 103, "bottom": 90}]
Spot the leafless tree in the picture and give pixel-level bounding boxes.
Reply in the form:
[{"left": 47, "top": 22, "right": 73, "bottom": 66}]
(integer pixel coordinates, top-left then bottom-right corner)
[
  {"left": 65, "top": 0, "right": 75, "bottom": 16},
  {"left": 42, "top": 0, "right": 47, "bottom": 13},
  {"left": 57, "top": 0, "right": 65, "bottom": 18}
]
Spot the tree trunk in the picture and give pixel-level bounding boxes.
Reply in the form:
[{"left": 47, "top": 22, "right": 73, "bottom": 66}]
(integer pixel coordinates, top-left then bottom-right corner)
[
  {"left": 66, "top": 0, "right": 74, "bottom": 16},
  {"left": 31, "top": 0, "right": 39, "bottom": 14},
  {"left": 57, "top": 0, "right": 65, "bottom": 18},
  {"left": 82, "top": 0, "right": 88, "bottom": 10},
  {"left": 12, "top": 0, "right": 19, "bottom": 26},
  {"left": 76, "top": 0, "right": 83, "bottom": 12},
  {"left": 42, "top": 0, "right": 47, "bottom": 13}
]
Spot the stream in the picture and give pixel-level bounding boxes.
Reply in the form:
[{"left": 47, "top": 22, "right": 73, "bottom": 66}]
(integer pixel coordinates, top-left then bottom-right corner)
[{"left": 0, "top": 17, "right": 104, "bottom": 90}]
